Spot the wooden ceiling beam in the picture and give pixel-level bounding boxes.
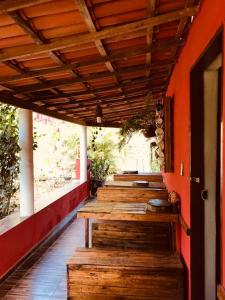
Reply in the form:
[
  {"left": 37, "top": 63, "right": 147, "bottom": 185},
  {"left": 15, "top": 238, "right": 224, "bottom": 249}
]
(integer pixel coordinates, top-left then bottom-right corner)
[
  {"left": 86, "top": 120, "right": 122, "bottom": 128},
  {"left": 8, "top": 11, "right": 44, "bottom": 45},
  {"left": 77, "top": 105, "right": 148, "bottom": 119},
  {"left": 146, "top": 0, "right": 156, "bottom": 77},
  {"left": 33, "top": 79, "right": 152, "bottom": 102},
  {"left": 13, "top": 65, "right": 167, "bottom": 94},
  {"left": 87, "top": 112, "right": 146, "bottom": 123},
  {"left": 57, "top": 94, "right": 148, "bottom": 111},
  {"left": 67, "top": 106, "right": 147, "bottom": 120},
  {"left": 102, "top": 111, "right": 152, "bottom": 122},
  {"left": 48, "top": 91, "right": 149, "bottom": 110},
  {"left": 164, "top": 0, "right": 197, "bottom": 95},
  {"left": 8, "top": 10, "right": 93, "bottom": 99},
  {"left": 0, "top": 91, "right": 86, "bottom": 125},
  {"left": 100, "top": 102, "right": 154, "bottom": 114},
  {"left": 44, "top": 92, "right": 147, "bottom": 109},
  {"left": 0, "top": 41, "right": 179, "bottom": 83},
  {"left": 62, "top": 95, "right": 156, "bottom": 114},
  {"left": 33, "top": 76, "right": 166, "bottom": 102},
  {"left": 42, "top": 84, "right": 165, "bottom": 108},
  {"left": 176, "top": 0, "right": 196, "bottom": 37},
  {"left": 75, "top": 0, "right": 117, "bottom": 74},
  {"left": 75, "top": 0, "right": 125, "bottom": 113},
  {"left": 0, "top": 6, "right": 199, "bottom": 62},
  {"left": 0, "top": 0, "right": 52, "bottom": 13}
]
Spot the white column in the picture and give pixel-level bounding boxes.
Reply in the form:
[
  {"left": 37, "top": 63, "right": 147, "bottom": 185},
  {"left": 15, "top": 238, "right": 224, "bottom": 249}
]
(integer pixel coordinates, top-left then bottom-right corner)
[
  {"left": 19, "top": 109, "right": 34, "bottom": 217},
  {"left": 80, "top": 125, "right": 87, "bottom": 183}
]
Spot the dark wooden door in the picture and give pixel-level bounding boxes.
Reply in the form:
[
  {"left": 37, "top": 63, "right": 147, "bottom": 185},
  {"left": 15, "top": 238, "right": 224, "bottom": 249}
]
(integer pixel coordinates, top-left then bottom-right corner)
[{"left": 190, "top": 30, "right": 222, "bottom": 300}]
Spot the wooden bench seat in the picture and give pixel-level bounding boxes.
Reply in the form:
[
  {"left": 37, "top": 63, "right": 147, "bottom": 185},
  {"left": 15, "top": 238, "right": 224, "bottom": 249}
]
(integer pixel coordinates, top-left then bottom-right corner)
[
  {"left": 67, "top": 248, "right": 184, "bottom": 300},
  {"left": 97, "top": 187, "right": 168, "bottom": 203},
  {"left": 92, "top": 220, "right": 172, "bottom": 251},
  {"left": 114, "top": 173, "right": 163, "bottom": 182}
]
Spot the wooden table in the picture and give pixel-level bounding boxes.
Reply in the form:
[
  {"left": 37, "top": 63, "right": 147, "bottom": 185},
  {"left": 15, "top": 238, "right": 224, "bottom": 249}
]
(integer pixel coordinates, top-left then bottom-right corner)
[
  {"left": 104, "top": 180, "right": 166, "bottom": 189},
  {"left": 77, "top": 201, "right": 179, "bottom": 248},
  {"left": 114, "top": 172, "right": 163, "bottom": 182}
]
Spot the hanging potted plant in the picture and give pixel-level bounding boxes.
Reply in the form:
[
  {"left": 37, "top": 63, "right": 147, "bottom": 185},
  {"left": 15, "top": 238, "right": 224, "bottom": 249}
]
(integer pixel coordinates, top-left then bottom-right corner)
[
  {"left": 142, "top": 124, "right": 156, "bottom": 138},
  {"left": 118, "top": 110, "right": 156, "bottom": 149}
]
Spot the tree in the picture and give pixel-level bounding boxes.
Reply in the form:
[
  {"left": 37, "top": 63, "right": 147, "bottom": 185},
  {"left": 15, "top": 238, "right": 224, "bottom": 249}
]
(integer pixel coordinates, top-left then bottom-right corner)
[{"left": 0, "top": 104, "right": 20, "bottom": 218}]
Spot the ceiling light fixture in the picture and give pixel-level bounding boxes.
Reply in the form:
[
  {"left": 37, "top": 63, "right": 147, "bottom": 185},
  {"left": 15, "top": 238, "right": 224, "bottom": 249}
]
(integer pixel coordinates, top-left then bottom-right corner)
[{"left": 96, "top": 103, "right": 103, "bottom": 124}]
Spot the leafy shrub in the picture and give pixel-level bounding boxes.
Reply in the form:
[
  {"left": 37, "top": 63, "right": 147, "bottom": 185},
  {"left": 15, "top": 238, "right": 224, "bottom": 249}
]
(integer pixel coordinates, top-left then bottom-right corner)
[
  {"left": 88, "top": 128, "right": 117, "bottom": 181},
  {"left": 0, "top": 105, "right": 20, "bottom": 218}
]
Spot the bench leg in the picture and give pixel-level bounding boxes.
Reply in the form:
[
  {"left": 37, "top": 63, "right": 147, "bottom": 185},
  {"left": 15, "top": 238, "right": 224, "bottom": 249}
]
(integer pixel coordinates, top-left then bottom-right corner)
[
  {"left": 170, "top": 222, "right": 176, "bottom": 253},
  {"left": 85, "top": 218, "right": 89, "bottom": 248}
]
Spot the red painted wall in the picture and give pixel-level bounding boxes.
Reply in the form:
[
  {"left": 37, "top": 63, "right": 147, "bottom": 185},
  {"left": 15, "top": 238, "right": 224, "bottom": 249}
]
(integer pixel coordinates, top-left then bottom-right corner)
[
  {"left": 163, "top": 0, "right": 225, "bottom": 298},
  {"left": 0, "top": 182, "right": 89, "bottom": 279}
]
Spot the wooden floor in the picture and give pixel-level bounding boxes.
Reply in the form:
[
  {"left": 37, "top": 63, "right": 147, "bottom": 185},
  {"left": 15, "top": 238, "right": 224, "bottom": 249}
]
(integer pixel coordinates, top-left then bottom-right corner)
[{"left": 0, "top": 218, "right": 85, "bottom": 299}]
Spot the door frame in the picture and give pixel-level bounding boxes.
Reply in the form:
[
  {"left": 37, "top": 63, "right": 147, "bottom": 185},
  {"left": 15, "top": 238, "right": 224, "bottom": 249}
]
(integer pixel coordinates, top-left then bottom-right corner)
[{"left": 190, "top": 29, "right": 223, "bottom": 300}]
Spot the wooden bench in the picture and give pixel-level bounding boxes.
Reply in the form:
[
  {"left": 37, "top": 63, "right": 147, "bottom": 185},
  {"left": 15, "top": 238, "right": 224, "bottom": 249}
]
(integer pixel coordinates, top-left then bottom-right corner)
[
  {"left": 92, "top": 220, "right": 172, "bottom": 251},
  {"left": 97, "top": 187, "right": 168, "bottom": 203},
  {"left": 105, "top": 180, "right": 166, "bottom": 189},
  {"left": 67, "top": 248, "right": 184, "bottom": 300},
  {"left": 114, "top": 172, "right": 163, "bottom": 182}
]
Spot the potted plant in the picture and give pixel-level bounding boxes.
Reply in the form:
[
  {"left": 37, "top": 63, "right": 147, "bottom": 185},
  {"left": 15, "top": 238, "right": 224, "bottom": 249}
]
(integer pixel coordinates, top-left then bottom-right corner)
[
  {"left": 119, "top": 111, "right": 156, "bottom": 149},
  {"left": 88, "top": 128, "right": 117, "bottom": 196},
  {"left": 89, "top": 156, "right": 111, "bottom": 196}
]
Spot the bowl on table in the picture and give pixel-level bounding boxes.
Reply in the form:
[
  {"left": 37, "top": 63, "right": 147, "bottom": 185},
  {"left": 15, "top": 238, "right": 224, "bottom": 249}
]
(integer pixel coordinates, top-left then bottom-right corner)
[
  {"left": 132, "top": 181, "right": 149, "bottom": 187},
  {"left": 147, "top": 199, "right": 172, "bottom": 213}
]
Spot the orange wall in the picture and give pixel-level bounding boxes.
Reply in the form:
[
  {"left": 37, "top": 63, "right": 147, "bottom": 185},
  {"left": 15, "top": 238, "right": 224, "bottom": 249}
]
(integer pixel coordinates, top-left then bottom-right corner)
[{"left": 163, "top": 0, "right": 225, "bottom": 297}]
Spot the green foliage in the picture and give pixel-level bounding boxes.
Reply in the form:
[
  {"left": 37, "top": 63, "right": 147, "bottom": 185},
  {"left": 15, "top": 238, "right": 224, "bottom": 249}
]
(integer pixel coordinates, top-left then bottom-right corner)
[
  {"left": 119, "top": 110, "right": 155, "bottom": 150},
  {"left": 0, "top": 104, "right": 20, "bottom": 218},
  {"left": 63, "top": 133, "right": 80, "bottom": 158},
  {"left": 88, "top": 128, "right": 117, "bottom": 181},
  {"left": 119, "top": 118, "right": 144, "bottom": 150},
  {"left": 150, "top": 145, "right": 160, "bottom": 172}
]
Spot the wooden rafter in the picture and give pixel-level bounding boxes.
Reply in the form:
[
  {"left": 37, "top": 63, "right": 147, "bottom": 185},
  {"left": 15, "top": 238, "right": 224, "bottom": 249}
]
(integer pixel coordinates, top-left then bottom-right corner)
[
  {"left": 8, "top": 10, "right": 93, "bottom": 104},
  {"left": 67, "top": 105, "right": 148, "bottom": 121},
  {"left": 58, "top": 103, "right": 149, "bottom": 117},
  {"left": 177, "top": 0, "right": 196, "bottom": 37},
  {"left": 75, "top": 105, "right": 148, "bottom": 119},
  {"left": 0, "top": 0, "right": 200, "bottom": 127},
  {"left": 31, "top": 76, "right": 166, "bottom": 102},
  {"left": 165, "top": 0, "right": 197, "bottom": 93},
  {"left": 0, "top": 6, "right": 199, "bottom": 62},
  {"left": 75, "top": 0, "right": 126, "bottom": 112},
  {"left": 44, "top": 91, "right": 149, "bottom": 109},
  {"left": 12, "top": 65, "right": 166, "bottom": 94},
  {"left": 0, "top": 0, "right": 52, "bottom": 12},
  {"left": 42, "top": 85, "right": 165, "bottom": 109},
  {"left": 75, "top": 0, "right": 116, "bottom": 74},
  {"left": 0, "top": 91, "right": 86, "bottom": 125},
  {"left": 146, "top": 0, "right": 156, "bottom": 77},
  {"left": 8, "top": 11, "right": 44, "bottom": 45},
  {"left": 101, "top": 100, "right": 154, "bottom": 111},
  {"left": 0, "top": 41, "right": 180, "bottom": 84}
]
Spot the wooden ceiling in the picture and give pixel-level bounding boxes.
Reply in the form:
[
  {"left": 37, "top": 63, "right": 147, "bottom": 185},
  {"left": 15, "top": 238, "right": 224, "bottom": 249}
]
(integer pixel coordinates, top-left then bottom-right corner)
[{"left": 0, "top": 0, "right": 199, "bottom": 127}]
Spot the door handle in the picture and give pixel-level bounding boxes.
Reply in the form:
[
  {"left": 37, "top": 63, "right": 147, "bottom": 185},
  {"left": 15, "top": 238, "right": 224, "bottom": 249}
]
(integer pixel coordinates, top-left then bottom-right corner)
[{"left": 201, "top": 189, "right": 208, "bottom": 201}]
